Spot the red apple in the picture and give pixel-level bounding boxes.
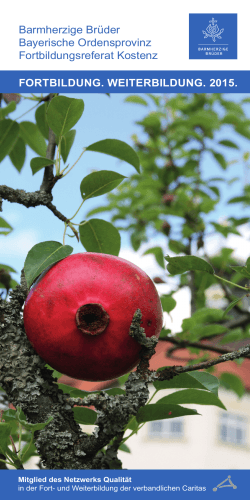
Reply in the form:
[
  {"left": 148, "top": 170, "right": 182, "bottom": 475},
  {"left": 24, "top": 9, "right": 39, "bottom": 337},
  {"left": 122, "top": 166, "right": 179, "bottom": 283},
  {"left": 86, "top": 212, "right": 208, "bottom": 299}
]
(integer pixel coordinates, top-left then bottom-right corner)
[{"left": 23, "top": 253, "right": 163, "bottom": 381}]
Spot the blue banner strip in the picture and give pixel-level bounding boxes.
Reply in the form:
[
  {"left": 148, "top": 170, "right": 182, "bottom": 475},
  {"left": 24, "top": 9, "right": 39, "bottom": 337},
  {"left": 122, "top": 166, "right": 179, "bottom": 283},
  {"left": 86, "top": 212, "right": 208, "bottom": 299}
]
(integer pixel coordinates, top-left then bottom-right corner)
[
  {"left": 0, "top": 71, "right": 249, "bottom": 92},
  {"left": 0, "top": 469, "right": 247, "bottom": 498}
]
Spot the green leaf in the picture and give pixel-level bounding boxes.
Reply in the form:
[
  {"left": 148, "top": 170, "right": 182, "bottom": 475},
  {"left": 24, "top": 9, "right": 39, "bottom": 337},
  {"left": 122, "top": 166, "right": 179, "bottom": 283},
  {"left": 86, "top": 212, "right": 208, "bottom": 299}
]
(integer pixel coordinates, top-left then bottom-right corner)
[
  {"left": 143, "top": 246, "right": 165, "bottom": 269},
  {"left": 219, "top": 99, "right": 245, "bottom": 116},
  {"left": 9, "top": 137, "right": 26, "bottom": 172},
  {"left": 127, "top": 417, "right": 139, "bottom": 432},
  {"left": 24, "top": 241, "right": 73, "bottom": 288},
  {"left": 0, "top": 274, "right": 17, "bottom": 290},
  {"left": 35, "top": 102, "right": 49, "bottom": 139},
  {"left": 16, "top": 407, "right": 28, "bottom": 422},
  {"left": 146, "top": 94, "right": 161, "bottom": 106},
  {"left": 130, "top": 232, "right": 143, "bottom": 252},
  {"left": 57, "top": 383, "right": 89, "bottom": 399},
  {"left": 136, "top": 404, "right": 199, "bottom": 424},
  {"left": 165, "top": 255, "right": 214, "bottom": 275},
  {"left": 0, "top": 264, "right": 17, "bottom": 273},
  {"left": 0, "top": 423, "right": 12, "bottom": 455},
  {"left": 137, "top": 113, "right": 162, "bottom": 135},
  {"left": 73, "top": 407, "right": 97, "bottom": 425},
  {"left": 19, "top": 415, "right": 53, "bottom": 432},
  {"left": 227, "top": 177, "right": 240, "bottom": 186},
  {"left": 61, "top": 130, "right": 76, "bottom": 163},
  {"left": 45, "top": 365, "right": 62, "bottom": 379},
  {"left": 189, "top": 372, "right": 219, "bottom": 396},
  {"left": 80, "top": 170, "right": 126, "bottom": 200},
  {"left": 229, "top": 217, "right": 249, "bottom": 226},
  {"left": 187, "top": 323, "right": 227, "bottom": 341},
  {"left": 160, "top": 295, "right": 176, "bottom": 313},
  {"left": 209, "top": 185, "right": 220, "bottom": 197},
  {"left": 222, "top": 297, "right": 244, "bottom": 317},
  {"left": 219, "top": 328, "right": 244, "bottom": 345},
  {"left": 0, "top": 217, "right": 12, "bottom": 235},
  {"left": 154, "top": 372, "right": 219, "bottom": 395},
  {"left": 0, "top": 101, "right": 16, "bottom": 119},
  {"left": 211, "top": 222, "right": 240, "bottom": 237},
  {"left": 219, "top": 139, "right": 239, "bottom": 149},
  {"left": 159, "top": 328, "right": 172, "bottom": 339},
  {"left": 47, "top": 96, "right": 84, "bottom": 137},
  {"left": 168, "top": 239, "right": 188, "bottom": 255},
  {"left": 30, "top": 156, "right": 56, "bottom": 175},
  {"left": 228, "top": 195, "right": 250, "bottom": 204},
  {"left": 79, "top": 219, "right": 121, "bottom": 255},
  {"left": 118, "top": 373, "right": 130, "bottom": 386},
  {"left": 230, "top": 265, "right": 250, "bottom": 279},
  {"left": 156, "top": 389, "right": 226, "bottom": 409},
  {"left": 219, "top": 373, "right": 245, "bottom": 398},
  {"left": 0, "top": 278, "right": 18, "bottom": 290},
  {"left": 182, "top": 308, "right": 226, "bottom": 331},
  {"left": 104, "top": 388, "right": 126, "bottom": 396},
  {"left": 58, "top": 385, "right": 125, "bottom": 399},
  {"left": 0, "top": 119, "right": 19, "bottom": 162},
  {"left": 19, "top": 121, "right": 47, "bottom": 157},
  {"left": 211, "top": 151, "right": 227, "bottom": 169},
  {"left": 20, "top": 442, "right": 39, "bottom": 463},
  {"left": 3, "top": 409, "right": 18, "bottom": 420},
  {"left": 1, "top": 410, "right": 19, "bottom": 434},
  {"left": 119, "top": 443, "right": 131, "bottom": 453},
  {"left": 86, "top": 139, "right": 140, "bottom": 173},
  {"left": 235, "top": 124, "right": 250, "bottom": 140},
  {"left": 125, "top": 96, "right": 148, "bottom": 106}
]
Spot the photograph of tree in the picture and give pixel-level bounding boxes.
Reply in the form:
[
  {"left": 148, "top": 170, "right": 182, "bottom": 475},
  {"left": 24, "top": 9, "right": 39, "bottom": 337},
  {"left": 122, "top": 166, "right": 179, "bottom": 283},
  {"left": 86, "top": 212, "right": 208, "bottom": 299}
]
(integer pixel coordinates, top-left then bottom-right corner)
[{"left": 0, "top": 92, "right": 250, "bottom": 470}]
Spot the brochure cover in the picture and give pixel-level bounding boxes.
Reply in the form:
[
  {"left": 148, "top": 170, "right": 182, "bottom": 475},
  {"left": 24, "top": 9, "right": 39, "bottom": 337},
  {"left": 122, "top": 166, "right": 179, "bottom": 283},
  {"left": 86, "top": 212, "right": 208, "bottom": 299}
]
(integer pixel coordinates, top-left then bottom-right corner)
[{"left": 0, "top": 1, "right": 249, "bottom": 497}]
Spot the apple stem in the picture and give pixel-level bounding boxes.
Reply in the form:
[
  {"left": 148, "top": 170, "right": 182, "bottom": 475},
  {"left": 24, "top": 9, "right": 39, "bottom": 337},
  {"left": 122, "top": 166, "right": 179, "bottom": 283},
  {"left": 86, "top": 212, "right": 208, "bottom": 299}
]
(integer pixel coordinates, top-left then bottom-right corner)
[{"left": 76, "top": 303, "right": 109, "bottom": 336}]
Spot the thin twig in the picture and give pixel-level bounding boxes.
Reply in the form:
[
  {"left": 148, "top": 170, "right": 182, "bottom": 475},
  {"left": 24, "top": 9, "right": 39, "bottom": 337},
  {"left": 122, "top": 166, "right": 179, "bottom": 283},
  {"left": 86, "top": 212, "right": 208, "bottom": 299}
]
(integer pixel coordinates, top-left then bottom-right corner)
[
  {"left": 174, "top": 343, "right": 250, "bottom": 373},
  {"left": 161, "top": 335, "right": 250, "bottom": 359}
]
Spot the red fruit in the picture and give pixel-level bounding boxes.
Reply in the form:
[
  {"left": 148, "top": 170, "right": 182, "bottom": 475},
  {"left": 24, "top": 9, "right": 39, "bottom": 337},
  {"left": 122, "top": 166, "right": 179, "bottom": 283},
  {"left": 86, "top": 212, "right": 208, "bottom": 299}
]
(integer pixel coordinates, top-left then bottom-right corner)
[
  {"left": 153, "top": 277, "right": 166, "bottom": 284},
  {"left": 161, "top": 221, "right": 171, "bottom": 236},
  {"left": 23, "top": 253, "right": 163, "bottom": 381},
  {"left": 161, "top": 194, "right": 175, "bottom": 205}
]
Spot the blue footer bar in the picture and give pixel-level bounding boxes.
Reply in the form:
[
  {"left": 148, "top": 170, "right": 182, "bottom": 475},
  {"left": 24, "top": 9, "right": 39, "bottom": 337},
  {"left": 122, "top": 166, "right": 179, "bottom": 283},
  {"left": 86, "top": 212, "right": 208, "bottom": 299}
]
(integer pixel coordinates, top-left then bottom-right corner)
[{"left": 1, "top": 469, "right": 247, "bottom": 498}]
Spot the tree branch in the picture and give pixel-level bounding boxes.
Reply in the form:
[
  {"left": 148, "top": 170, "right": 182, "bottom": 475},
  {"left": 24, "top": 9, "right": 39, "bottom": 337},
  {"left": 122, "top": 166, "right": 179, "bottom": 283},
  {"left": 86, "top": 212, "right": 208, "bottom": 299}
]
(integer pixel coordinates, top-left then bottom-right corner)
[
  {"left": 40, "top": 95, "right": 57, "bottom": 193},
  {"left": 0, "top": 186, "right": 76, "bottom": 232},
  {"left": 0, "top": 186, "right": 53, "bottom": 206},
  {"left": 0, "top": 304, "right": 157, "bottom": 469},
  {"left": 156, "top": 343, "right": 250, "bottom": 380}
]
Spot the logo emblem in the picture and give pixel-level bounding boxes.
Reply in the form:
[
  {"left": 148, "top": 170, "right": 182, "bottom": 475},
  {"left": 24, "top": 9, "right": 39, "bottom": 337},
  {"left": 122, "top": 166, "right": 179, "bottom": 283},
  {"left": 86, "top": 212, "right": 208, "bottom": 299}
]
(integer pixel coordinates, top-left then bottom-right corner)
[
  {"left": 213, "top": 475, "right": 237, "bottom": 492},
  {"left": 202, "top": 17, "right": 224, "bottom": 42},
  {"left": 189, "top": 13, "right": 237, "bottom": 60}
]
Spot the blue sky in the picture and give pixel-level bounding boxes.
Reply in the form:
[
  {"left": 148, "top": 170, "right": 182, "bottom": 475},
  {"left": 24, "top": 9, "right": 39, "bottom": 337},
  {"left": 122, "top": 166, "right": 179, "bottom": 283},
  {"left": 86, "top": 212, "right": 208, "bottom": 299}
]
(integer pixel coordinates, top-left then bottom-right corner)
[{"left": 1, "top": 92, "right": 250, "bottom": 285}]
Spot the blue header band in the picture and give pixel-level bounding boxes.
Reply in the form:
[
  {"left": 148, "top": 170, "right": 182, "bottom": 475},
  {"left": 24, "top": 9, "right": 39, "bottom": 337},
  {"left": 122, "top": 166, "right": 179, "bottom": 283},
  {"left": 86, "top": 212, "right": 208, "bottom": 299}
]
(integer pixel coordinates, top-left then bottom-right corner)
[{"left": 0, "top": 71, "right": 249, "bottom": 92}]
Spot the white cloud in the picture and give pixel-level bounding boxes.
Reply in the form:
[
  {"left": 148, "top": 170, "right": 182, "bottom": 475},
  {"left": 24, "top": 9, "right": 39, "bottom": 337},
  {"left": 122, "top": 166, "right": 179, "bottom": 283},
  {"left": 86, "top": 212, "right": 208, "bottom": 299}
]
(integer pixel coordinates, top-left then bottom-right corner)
[
  {"left": 205, "top": 223, "right": 250, "bottom": 263},
  {"left": 2, "top": 210, "right": 22, "bottom": 226},
  {"left": 0, "top": 229, "right": 40, "bottom": 259},
  {"left": 119, "top": 246, "right": 190, "bottom": 334},
  {"left": 119, "top": 247, "right": 164, "bottom": 278},
  {"left": 228, "top": 227, "right": 250, "bottom": 262},
  {"left": 165, "top": 287, "right": 191, "bottom": 333}
]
